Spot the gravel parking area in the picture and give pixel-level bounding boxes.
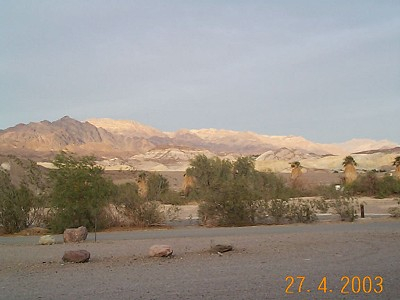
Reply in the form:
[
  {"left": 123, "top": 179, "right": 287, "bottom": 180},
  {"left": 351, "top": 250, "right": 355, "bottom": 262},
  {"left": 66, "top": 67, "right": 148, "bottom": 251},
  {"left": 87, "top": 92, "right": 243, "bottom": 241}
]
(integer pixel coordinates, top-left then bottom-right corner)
[{"left": 0, "top": 218, "right": 399, "bottom": 299}]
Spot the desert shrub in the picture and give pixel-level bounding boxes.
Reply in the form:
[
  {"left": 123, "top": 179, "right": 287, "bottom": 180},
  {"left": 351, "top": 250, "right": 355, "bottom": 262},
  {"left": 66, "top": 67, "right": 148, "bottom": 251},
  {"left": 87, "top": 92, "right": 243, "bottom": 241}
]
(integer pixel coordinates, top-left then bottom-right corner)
[
  {"left": 48, "top": 152, "right": 115, "bottom": 233},
  {"left": 266, "top": 198, "right": 324, "bottom": 224},
  {"left": 190, "top": 155, "right": 316, "bottom": 226},
  {"left": 260, "top": 172, "right": 293, "bottom": 200},
  {"left": 159, "top": 190, "right": 190, "bottom": 205},
  {"left": 349, "top": 171, "right": 379, "bottom": 196},
  {"left": 387, "top": 198, "right": 400, "bottom": 218},
  {"left": 345, "top": 172, "right": 400, "bottom": 198},
  {"left": 330, "top": 195, "right": 358, "bottom": 222},
  {"left": 313, "top": 184, "right": 342, "bottom": 200},
  {"left": 186, "top": 155, "right": 234, "bottom": 194},
  {"left": 145, "top": 172, "right": 187, "bottom": 204},
  {"left": 287, "top": 199, "right": 318, "bottom": 223},
  {"left": 136, "top": 172, "right": 187, "bottom": 205},
  {"left": 266, "top": 198, "right": 290, "bottom": 224},
  {"left": 376, "top": 175, "right": 400, "bottom": 198},
  {"left": 145, "top": 173, "right": 169, "bottom": 201},
  {"left": 0, "top": 171, "right": 33, "bottom": 233},
  {"left": 198, "top": 181, "right": 255, "bottom": 226},
  {"left": 0, "top": 159, "right": 48, "bottom": 233},
  {"left": 192, "top": 156, "right": 289, "bottom": 226},
  {"left": 388, "top": 207, "right": 400, "bottom": 218},
  {"left": 113, "top": 182, "right": 164, "bottom": 227}
]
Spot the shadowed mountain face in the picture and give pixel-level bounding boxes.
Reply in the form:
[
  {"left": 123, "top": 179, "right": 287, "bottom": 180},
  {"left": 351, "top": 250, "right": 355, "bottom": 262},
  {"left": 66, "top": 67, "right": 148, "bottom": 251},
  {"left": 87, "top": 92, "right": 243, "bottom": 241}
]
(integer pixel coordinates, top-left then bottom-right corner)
[
  {"left": 0, "top": 116, "right": 154, "bottom": 159},
  {"left": 0, "top": 117, "right": 398, "bottom": 172}
]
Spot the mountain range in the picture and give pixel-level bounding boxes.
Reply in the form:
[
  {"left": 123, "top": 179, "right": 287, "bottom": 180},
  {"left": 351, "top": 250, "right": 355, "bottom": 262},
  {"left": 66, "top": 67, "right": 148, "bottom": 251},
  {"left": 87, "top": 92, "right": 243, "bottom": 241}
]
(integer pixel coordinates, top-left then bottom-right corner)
[{"left": 0, "top": 116, "right": 398, "bottom": 171}]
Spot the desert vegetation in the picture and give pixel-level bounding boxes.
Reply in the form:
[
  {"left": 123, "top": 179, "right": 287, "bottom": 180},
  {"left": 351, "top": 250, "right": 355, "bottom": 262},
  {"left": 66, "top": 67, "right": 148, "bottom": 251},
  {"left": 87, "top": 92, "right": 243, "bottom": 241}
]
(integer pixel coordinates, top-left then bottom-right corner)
[
  {"left": 183, "top": 155, "right": 379, "bottom": 226},
  {"left": 1, "top": 153, "right": 400, "bottom": 234},
  {"left": 0, "top": 156, "right": 48, "bottom": 233},
  {"left": 393, "top": 156, "right": 400, "bottom": 179},
  {"left": 0, "top": 153, "right": 181, "bottom": 234}
]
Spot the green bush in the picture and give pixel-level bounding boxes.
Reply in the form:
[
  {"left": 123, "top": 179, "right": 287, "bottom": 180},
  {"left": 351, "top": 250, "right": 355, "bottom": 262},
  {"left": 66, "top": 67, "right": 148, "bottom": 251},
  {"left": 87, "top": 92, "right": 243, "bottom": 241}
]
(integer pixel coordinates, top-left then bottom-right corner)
[
  {"left": 287, "top": 199, "right": 318, "bottom": 223},
  {"left": 0, "top": 171, "right": 33, "bottom": 233},
  {"left": 145, "top": 173, "right": 169, "bottom": 201},
  {"left": 388, "top": 207, "right": 400, "bottom": 218},
  {"left": 198, "top": 180, "right": 262, "bottom": 226},
  {"left": 376, "top": 176, "right": 400, "bottom": 198},
  {"left": 313, "top": 184, "right": 342, "bottom": 200},
  {"left": 48, "top": 152, "right": 115, "bottom": 233},
  {"left": 330, "top": 195, "right": 358, "bottom": 222},
  {"left": 159, "top": 190, "right": 189, "bottom": 205},
  {"left": 112, "top": 182, "right": 164, "bottom": 227},
  {"left": 0, "top": 159, "right": 48, "bottom": 234},
  {"left": 266, "top": 198, "right": 290, "bottom": 224},
  {"left": 266, "top": 198, "right": 323, "bottom": 224},
  {"left": 191, "top": 155, "right": 300, "bottom": 226},
  {"left": 345, "top": 172, "right": 400, "bottom": 198}
]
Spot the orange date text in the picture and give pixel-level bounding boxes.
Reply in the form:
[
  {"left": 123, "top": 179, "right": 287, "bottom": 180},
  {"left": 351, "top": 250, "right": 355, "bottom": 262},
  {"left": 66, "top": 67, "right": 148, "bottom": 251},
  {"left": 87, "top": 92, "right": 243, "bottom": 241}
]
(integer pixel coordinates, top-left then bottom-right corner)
[{"left": 285, "top": 275, "right": 383, "bottom": 294}]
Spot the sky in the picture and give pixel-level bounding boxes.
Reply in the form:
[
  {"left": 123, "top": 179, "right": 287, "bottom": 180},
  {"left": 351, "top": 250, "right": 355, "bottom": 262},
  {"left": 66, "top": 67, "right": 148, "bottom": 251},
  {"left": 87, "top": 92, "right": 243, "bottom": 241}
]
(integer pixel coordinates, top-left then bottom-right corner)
[{"left": 1, "top": 0, "right": 399, "bottom": 144}]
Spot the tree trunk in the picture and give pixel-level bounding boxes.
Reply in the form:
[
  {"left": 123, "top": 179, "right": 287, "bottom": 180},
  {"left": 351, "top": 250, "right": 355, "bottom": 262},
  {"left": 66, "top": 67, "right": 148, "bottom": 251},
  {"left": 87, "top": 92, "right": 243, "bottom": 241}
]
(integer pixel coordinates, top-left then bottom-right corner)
[
  {"left": 290, "top": 167, "right": 303, "bottom": 188},
  {"left": 344, "top": 164, "right": 357, "bottom": 184},
  {"left": 395, "top": 165, "right": 400, "bottom": 180}
]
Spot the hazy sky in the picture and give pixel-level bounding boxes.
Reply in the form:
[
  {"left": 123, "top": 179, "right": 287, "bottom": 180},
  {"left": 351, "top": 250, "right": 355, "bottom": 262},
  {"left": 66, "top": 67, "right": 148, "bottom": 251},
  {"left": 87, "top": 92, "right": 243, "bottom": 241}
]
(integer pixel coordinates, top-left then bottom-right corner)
[{"left": 1, "top": 1, "right": 399, "bottom": 143}]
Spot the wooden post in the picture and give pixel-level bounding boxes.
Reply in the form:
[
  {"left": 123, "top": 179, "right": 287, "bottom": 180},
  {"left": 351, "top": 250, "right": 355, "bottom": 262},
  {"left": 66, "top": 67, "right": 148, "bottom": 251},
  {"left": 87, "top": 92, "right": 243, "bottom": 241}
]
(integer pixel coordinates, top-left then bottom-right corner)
[{"left": 360, "top": 204, "right": 365, "bottom": 218}]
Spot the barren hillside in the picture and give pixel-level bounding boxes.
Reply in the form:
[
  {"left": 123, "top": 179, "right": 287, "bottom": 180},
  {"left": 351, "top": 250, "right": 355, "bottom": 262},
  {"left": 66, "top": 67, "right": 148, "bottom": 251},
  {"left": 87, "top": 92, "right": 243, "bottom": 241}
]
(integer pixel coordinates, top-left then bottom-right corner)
[{"left": 0, "top": 116, "right": 398, "bottom": 172}]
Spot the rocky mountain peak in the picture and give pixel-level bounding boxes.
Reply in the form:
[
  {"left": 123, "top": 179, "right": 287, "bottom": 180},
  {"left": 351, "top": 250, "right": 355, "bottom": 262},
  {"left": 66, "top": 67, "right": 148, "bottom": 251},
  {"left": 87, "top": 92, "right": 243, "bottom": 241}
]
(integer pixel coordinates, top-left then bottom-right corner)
[
  {"left": 86, "top": 118, "right": 166, "bottom": 138},
  {"left": 0, "top": 117, "right": 398, "bottom": 172}
]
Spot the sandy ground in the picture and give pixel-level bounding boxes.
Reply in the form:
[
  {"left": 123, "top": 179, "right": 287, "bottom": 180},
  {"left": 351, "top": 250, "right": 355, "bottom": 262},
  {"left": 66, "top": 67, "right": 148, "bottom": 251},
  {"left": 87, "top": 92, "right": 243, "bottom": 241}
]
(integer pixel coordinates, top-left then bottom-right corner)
[{"left": 0, "top": 218, "right": 399, "bottom": 300}]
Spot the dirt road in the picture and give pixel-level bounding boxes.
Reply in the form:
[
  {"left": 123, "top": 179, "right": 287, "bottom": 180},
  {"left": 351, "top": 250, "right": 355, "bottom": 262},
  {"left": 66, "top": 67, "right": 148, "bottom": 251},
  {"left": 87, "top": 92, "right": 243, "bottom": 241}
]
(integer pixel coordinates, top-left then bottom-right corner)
[{"left": 0, "top": 219, "right": 399, "bottom": 299}]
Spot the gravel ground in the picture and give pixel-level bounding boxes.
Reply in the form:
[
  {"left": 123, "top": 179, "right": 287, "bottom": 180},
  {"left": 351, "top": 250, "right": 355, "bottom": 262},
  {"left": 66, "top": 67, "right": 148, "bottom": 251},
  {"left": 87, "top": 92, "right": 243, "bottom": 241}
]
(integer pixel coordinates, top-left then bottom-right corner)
[{"left": 0, "top": 218, "right": 399, "bottom": 300}]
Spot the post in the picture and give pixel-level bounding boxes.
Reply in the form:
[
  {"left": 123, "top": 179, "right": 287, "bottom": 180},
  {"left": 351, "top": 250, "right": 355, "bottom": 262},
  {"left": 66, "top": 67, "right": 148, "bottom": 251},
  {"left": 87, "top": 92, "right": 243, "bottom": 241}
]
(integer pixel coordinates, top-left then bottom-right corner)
[
  {"left": 360, "top": 204, "right": 365, "bottom": 218},
  {"left": 94, "top": 213, "right": 97, "bottom": 242}
]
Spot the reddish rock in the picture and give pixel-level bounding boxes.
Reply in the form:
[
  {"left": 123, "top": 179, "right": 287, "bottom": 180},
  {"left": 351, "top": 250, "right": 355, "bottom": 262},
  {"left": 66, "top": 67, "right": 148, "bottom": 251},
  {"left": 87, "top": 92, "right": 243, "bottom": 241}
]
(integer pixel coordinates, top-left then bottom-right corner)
[
  {"left": 62, "top": 250, "right": 90, "bottom": 263},
  {"left": 63, "top": 226, "right": 88, "bottom": 243},
  {"left": 149, "top": 245, "right": 173, "bottom": 257}
]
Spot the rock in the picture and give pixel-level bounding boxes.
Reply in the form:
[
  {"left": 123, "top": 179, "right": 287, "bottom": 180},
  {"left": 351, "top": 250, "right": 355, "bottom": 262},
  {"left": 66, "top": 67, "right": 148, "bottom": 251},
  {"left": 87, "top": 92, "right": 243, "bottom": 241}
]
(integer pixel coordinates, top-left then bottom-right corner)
[
  {"left": 149, "top": 245, "right": 173, "bottom": 257},
  {"left": 211, "top": 244, "right": 233, "bottom": 253},
  {"left": 39, "top": 235, "right": 55, "bottom": 245},
  {"left": 62, "top": 250, "right": 90, "bottom": 263},
  {"left": 0, "top": 162, "right": 11, "bottom": 171},
  {"left": 63, "top": 226, "right": 88, "bottom": 243}
]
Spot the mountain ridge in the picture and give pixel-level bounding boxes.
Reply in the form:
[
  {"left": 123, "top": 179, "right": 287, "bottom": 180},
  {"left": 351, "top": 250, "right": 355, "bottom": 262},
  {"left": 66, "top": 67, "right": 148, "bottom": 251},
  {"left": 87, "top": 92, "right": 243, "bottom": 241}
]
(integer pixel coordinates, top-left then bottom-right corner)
[
  {"left": 0, "top": 117, "right": 398, "bottom": 171},
  {"left": 86, "top": 118, "right": 398, "bottom": 156}
]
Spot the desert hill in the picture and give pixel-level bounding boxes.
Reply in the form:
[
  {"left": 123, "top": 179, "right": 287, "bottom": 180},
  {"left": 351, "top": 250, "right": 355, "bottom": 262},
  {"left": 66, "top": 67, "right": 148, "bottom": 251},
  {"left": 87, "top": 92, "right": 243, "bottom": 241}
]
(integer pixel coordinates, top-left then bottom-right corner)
[
  {"left": 0, "top": 116, "right": 155, "bottom": 159},
  {"left": 86, "top": 118, "right": 167, "bottom": 139},
  {"left": 0, "top": 116, "right": 398, "bottom": 172}
]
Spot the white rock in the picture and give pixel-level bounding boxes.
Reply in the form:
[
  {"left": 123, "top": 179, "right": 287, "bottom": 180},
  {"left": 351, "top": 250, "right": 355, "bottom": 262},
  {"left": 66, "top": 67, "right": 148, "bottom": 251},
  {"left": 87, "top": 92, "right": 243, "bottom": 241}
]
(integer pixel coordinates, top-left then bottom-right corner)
[
  {"left": 0, "top": 162, "right": 11, "bottom": 171},
  {"left": 39, "top": 235, "right": 55, "bottom": 245}
]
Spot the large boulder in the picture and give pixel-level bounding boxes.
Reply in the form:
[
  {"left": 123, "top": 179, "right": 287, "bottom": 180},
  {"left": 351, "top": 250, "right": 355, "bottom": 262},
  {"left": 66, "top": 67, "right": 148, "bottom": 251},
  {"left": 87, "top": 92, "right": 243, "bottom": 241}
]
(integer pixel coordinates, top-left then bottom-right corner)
[
  {"left": 62, "top": 250, "right": 90, "bottom": 263},
  {"left": 63, "top": 226, "right": 88, "bottom": 243},
  {"left": 39, "top": 235, "right": 55, "bottom": 245},
  {"left": 149, "top": 245, "right": 173, "bottom": 257}
]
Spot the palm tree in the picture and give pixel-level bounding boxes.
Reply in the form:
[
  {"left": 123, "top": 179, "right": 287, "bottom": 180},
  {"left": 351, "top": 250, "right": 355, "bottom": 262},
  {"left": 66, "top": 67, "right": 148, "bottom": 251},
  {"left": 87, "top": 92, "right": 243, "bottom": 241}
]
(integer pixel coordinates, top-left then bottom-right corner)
[
  {"left": 393, "top": 156, "right": 400, "bottom": 179},
  {"left": 342, "top": 156, "right": 357, "bottom": 185},
  {"left": 290, "top": 161, "right": 302, "bottom": 187},
  {"left": 137, "top": 172, "right": 148, "bottom": 198},
  {"left": 182, "top": 173, "right": 196, "bottom": 197}
]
